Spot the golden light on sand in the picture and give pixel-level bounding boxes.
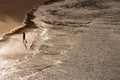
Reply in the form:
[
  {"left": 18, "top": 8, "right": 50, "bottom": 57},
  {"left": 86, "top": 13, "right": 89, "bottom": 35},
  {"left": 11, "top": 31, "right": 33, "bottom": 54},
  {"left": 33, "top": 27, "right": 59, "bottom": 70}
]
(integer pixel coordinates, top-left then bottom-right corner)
[{"left": 0, "top": 15, "right": 21, "bottom": 35}]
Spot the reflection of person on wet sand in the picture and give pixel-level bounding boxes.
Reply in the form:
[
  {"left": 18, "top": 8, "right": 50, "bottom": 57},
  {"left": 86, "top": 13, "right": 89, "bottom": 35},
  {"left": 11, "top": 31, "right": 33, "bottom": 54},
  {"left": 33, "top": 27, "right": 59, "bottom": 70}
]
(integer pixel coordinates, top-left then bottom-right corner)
[{"left": 23, "top": 32, "right": 27, "bottom": 49}]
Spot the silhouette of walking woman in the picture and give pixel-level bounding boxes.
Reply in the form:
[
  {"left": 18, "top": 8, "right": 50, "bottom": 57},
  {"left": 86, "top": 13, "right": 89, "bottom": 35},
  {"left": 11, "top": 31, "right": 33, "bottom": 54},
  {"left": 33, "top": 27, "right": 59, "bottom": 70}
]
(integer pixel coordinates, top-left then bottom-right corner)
[{"left": 23, "top": 32, "right": 27, "bottom": 49}]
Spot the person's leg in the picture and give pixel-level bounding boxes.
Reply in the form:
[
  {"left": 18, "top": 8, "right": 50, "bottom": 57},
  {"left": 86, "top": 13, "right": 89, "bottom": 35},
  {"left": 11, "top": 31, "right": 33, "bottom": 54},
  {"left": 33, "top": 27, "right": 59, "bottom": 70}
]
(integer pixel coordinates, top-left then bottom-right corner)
[
  {"left": 23, "top": 39, "right": 24, "bottom": 43},
  {"left": 23, "top": 39, "right": 27, "bottom": 49},
  {"left": 25, "top": 39, "right": 27, "bottom": 43},
  {"left": 23, "top": 42, "right": 27, "bottom": 49}
]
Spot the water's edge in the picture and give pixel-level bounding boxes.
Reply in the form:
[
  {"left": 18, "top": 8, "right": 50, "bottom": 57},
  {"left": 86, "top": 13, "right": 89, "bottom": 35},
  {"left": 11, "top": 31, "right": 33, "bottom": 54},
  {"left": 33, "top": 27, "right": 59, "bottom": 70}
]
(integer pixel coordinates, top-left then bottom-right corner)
[
  {"left": 0, "top": 0, "right": 64, "bottom": 42},
  {"left": 0, "top": 5, "right": 38, "bottom": 42}
]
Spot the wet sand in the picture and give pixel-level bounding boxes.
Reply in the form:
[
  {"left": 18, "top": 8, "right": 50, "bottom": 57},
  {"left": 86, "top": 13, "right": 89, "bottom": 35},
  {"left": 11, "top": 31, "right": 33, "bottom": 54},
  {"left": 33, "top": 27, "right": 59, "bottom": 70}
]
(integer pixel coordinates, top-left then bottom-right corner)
[
  {"left": 0, "top": 0, "right": 48, "bottom": 36},
  {"left": 0, "top": 0, "right": 120, "bottom": 80}
]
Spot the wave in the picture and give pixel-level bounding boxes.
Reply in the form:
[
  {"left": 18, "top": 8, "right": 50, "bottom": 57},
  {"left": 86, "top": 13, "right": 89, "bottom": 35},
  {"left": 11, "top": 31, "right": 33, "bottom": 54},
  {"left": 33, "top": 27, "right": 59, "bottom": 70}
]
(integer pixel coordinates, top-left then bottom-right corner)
[
  {"left": 0, "top": 0, "right": 64, "bottom": 42},
  {"left": 0, "top": 5, "right": 38, "bottom": 42}
]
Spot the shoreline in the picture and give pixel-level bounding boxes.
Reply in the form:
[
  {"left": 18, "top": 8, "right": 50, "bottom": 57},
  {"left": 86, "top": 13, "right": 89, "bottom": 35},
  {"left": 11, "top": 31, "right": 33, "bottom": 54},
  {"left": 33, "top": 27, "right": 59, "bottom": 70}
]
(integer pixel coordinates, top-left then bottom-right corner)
[
  {"left": 0, "top": 0, "right": 64, "bottom": 41},
  {"left": 0, "top": 0, "right": 48, "bottom": 36},
  {"left": 0, "top": 0, "right": 120, "bottom": 79},
  {"left": 0, "top": 5, "right": 38, "bottom": 42}
]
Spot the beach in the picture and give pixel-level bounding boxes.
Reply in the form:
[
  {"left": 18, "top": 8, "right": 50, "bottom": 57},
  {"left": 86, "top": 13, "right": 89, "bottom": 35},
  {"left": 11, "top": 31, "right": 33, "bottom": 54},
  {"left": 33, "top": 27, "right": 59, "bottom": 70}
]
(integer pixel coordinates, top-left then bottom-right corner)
[
  {"left": 0, "top": 0, "right": 49, "bottom": 36},
  {"left": 0, "top": 0, "right": 120, "bottom": 80}
]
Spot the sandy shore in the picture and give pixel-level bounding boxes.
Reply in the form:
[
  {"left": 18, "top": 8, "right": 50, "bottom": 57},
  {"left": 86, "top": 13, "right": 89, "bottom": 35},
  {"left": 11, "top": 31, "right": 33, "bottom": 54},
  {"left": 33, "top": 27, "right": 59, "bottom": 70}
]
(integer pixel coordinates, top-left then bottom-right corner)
[
  {"left": 0, "top": 0, "right": 49, "bottom": 36},
  {"left": 0, "top": 0, "right": 120, "bottom": 80}
]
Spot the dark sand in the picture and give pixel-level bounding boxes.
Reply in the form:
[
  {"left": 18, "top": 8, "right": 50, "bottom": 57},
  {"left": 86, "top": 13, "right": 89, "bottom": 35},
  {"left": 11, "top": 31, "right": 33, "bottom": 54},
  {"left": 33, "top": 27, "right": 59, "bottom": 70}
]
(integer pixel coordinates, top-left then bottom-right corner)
[{"left": 0, "top": 0, "right": 48, "bottom": 35}]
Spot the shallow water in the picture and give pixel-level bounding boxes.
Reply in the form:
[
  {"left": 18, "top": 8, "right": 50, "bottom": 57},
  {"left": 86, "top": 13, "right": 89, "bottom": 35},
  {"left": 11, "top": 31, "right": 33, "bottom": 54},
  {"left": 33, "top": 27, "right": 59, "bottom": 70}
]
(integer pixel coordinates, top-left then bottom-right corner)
[{"left": 0, "top": 0, "right": 120, "bottom": 80}]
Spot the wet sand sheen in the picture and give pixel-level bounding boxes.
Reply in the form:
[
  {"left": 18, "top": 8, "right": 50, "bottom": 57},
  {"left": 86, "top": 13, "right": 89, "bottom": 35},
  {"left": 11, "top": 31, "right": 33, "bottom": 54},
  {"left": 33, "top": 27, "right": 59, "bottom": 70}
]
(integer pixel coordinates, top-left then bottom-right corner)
[{"left": 0, "top": 0, "right": 48, "bottom": 36}]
